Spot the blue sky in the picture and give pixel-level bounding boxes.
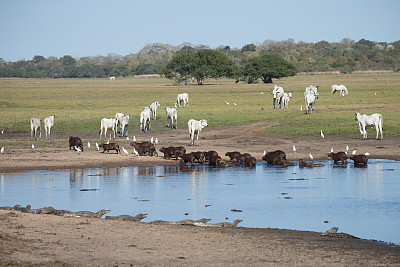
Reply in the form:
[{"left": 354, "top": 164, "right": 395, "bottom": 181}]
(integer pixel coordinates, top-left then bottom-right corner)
[{"left": 1, "top": 0, "right": 399, "bottom": 61}]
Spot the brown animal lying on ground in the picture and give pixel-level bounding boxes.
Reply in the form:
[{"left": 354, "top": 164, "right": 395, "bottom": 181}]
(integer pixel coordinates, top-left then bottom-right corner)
[
  {"left": 262, "top": 150, "right": 286, "bottom": 164},
  {"left": 204, "top": 150, "right": 218, "bottom": 162},
  {"left": 191, "top": 151, "right": 205, "bottom": 163},
  {"left": 299, "top": 159, "right": 325, "bottom": 168},
  {"left": 99, "top": 143, "right": 120, "bottom": 154},
  {"left": 350, "top": 154, "right": 368, "bottom": 165},
  {"left": 209, "top": 155, "right": 222, "bottom": 166},
  {"left": 159, "top": 146, "right": 186, "bottom": 159},
  {"left": 225, "top": 151, "right": 242, "bottom": 162},
  {"left": 69, "top": 136, "right": 83, "bottom": 151},
  {"left": 273, "top": 158, "right": 296, "bottom": 167},
  {"left": 180, "top": 153, "right": 195, "bottom": 164},
  {"left": 131, "top": 141, "right": 157, "bottom": 156},
  {"left": 243, "top": 156, "right": 256, "bottom": 167},
  {"left": 328, "top": 152, "right": 348, "bottom": 164}
]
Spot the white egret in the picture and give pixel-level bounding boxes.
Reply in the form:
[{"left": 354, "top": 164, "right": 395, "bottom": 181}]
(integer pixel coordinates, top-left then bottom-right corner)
[
  {"left": 260, "top": 92, "right": 264, "bottom": 95},
  {"left": 300, "top": 105, "right": 303, "bottom": 111},
  {"left": 352, "top": 150, "right": 357, "bottom": 155},
  {"left": 126, "top": 136, "right": 129, "bottom": 141},
  {"left": 320, "top": 130, "right": 325, "bottom": 138},
  {"left": 133, "top": 148, "right": 139, "bottom": 156},
  {"left": 233, "top": 102, "right": 237, "bottom": 106},
  {"left": 74, "top": 146, "right": 82, "bottom": 152},
  {"left": 122, "top": 147, "right": 128, "bottom": 155},
  {"left": 365, "top": 152, "right": 370, "bottom": 156},
  {"left": 263, "top": 150, "right": 266, "bottom": 156},
  {"left": 346, "top": 144, "right": 349, "bottom": 152},
  {"left": 330, "top": 147, "right": 334, "bottom": 153},
  {"left": 150, "top": 137, "right": 154, "bottom": 144},
  {"left": 1, "top": 130, "right": 3, "bottom": 134},
  {"left": 1, "top": 147, "right": 4, "bottom": 154},
  {"left": 155, "top": 138, "right": 158, "bottom": 145},
  {"left": 87, "top": 141, "right": 91, "bottom": 149},
  {"left": 226, "top": 102, "right": 230, "bottom": 105},
  {"left": 309, "top": 153, "right": 313, "bottom": 160},
  {"left": 95, "top": 142, "right": 99, "bottom": 151},
  {"left": 133, "top": 136, "right": 136, "bottom": 142},
  {"left": 32, "top": 144, "right": 35, "bottom": 150},
  {"left": 292, "top": 145, "right": 296, "bottom": 153}
]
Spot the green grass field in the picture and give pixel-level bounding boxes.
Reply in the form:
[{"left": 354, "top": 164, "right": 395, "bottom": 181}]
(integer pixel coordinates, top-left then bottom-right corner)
[{"left": 0, "top": 73, "right": 399, "bottom": 139}]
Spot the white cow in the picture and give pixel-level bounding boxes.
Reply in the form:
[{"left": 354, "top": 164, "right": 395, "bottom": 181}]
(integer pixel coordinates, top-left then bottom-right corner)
[
  {"left": 165, "top": 107, "right": 177, "bottom": 129},
  {"left": 176, "top": 93, "right": 189, "bottom": 108},
  {"left": 282, "top": 93, "right": 292, "bottom": 108},
  {"left": 115, "top": 112, "right": 129, "bottom": 135},
  {"left": 355, "top": 112, "right": 383, "bottom": 140},
  {"left": 119, "top": 114, "right": 130, "bottom": 137},
  {"left": 331, "top": 84, "right": 348, "bottom": 96},
  {"left": 271, "top": 85, "right": 284, "bottom": 109},
  {"left": 30, "top": 117, "right": 41, "bottom": 139},
  {"left": 304, "top": 85, "right": 319, "bottom": 114},
  {"left": 149, "top": 101, "right": 160, "bottom": 120},
  {"left": 44, "top": 115, "right": 55, "bottom": 139},
  {"left": 188, "top": 119, "right": 208, "bottom": 146},
  {"left": 100, "top": 118, "right": 116, "bottom": 139},
  {"left": 140, "top": 108, "right": 151, "bottom": 133}
]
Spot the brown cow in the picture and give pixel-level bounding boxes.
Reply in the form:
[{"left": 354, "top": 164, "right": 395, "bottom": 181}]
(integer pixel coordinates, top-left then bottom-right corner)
[
  {"left": 328, "top": 152, "right": 348, "bottom": 164},
  {"left": 243, "top": 156, "right": 256, "bottom": 167},
  {"left": 99, "top": 143, "right": 120, "bottom": 154},
  {"left": 262, "top": 150, "right": 286, "bottom": 164},
  {"left": 204, "top": 151, "right": 218, "bottom": 162},
  {"left": 225, "top": 151, "right": 242, "bottom": 162},
  {"left": 350, "top": 154, "right": 368, "bottom": 165},
  {"left": 69, "top": 136, "right": 83, "bottom": 151}
]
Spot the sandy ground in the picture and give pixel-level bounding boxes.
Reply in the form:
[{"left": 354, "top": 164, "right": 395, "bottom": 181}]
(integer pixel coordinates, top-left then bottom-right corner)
[{"left": 1, "top": 124, "right": 400, "bottom": 266}]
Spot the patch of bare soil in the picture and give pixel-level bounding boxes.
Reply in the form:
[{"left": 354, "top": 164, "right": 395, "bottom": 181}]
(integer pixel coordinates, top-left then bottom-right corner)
[{"left": 1, "top": 124, "right": 399, "bottom": 266}]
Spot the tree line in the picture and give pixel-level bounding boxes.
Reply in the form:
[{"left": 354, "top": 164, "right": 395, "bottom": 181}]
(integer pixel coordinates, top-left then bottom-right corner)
[{"left": 0, "top": 38, "right": 399, "bottom": 80}]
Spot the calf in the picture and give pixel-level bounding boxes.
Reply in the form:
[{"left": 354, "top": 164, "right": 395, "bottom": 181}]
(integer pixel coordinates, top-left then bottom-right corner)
[
  {"left": 328, "top": 152, "right": 348, "bottom": 164},
  {"left": 350, "top": 154, "right": 368, "bottom": 165},
  {"left": 243, "top": 156, "right": 256, "bottom": 167},
  {"left": 69, "top": 136, "right": 83, "bottom": 151},
  {"left": 191, "top": 151, "right": 205, "bottom": 163},
  {"left": 99, "top": 143, "right": 120, "bottom": 154},
  {"left": 225, "top": 151, "right": 241, "bottom": 162},
  {"left": 209, "top": 155, "right": 222, "bottom": 166},
  {"left": 204, "top": 151, "right": 218, "bottom": 162},
  {"left": 262, "top": 150, "right": 286, "bottom": 164},
  {"left": 180, "top": 153, "right": 195, "bottom": 164}
]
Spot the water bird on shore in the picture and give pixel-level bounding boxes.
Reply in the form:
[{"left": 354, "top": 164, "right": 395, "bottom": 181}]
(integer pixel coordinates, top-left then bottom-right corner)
[
  {"left": 87, "top": 141, "right": 91, "bottom": 149},
  {"left": 330, "top": 147, "right": 334, "bottom": 153},
  {"left": 1, "top": 147, "right": 4, "bottom": 154},
  {"left": 32, "top": 144, "right": 34, "bottom": 151},
  {"left": 346, "top": 144, "right": 349, "bottom": 152},
  {"left": 1, "top": 130, "right": 3, "bottom": 134},
  {"left": 150, "top": 137, "right": 154, "bottom": 144},
  {"left": 122, "top": 147, "right": 128, "bottom": 155},
  {"left": 95, "top": 142, "right": 99, "bottom": 151},
  {"left": 74, "top": 146, "right": 82, "bottom": 152},
  {"left": 365, "top": 152, "right": 370, "bottom": 156},
  {"left": 233, "top": 102, "right": 237, "bottom": 106},
  {"left": 133, "top": 149, "right": 139, "bottom": 156},
  {"left": 300, "top": 105, "right": 303, "bottom": 111},
  {"left": 352, "top": 149, "right": 357, "bottom": 155},
  {"left": 133, "top": 136, "right": 136, "bottom": 142},
  {"left": 293, "top": 145, "right": 296, "bottom": 153},
  {"left": 226, "top": 102, "right": 230, "bottom": 105},
  {"left": 126, "top": 136, "right": 129, "bottom": 141},
  {"left": 321, "top": 130, "right": 325, "bottom": 138},
  {"left": 155, "top": 138, "right": 158, "bottom": 145},
  {"left": 309, "top": 153, "right": 313, "bottom": 160}
]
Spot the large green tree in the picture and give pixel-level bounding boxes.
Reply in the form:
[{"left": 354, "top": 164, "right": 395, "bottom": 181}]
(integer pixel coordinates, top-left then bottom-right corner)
[
  {"left": 243, "top": 54, "right": 297, "bottom": 83},
  {"left": 162, "top": 49, "right": 237, "bottom": 85}
]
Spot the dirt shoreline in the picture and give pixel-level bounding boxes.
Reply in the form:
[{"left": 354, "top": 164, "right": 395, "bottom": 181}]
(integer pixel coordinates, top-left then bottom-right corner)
[{"left": 1, "top": 125, "right": 400, "bottom": 266}]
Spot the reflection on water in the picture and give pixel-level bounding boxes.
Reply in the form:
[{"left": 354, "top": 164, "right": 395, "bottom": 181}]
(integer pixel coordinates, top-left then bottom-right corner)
[{"left": 1, "top": 159, "right": 399, "bottom": 245}]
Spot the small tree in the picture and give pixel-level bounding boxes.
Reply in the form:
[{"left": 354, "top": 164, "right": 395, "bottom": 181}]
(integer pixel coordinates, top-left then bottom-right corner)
[{"left": 244, "top": 54, "right": 297, "bottom": 83}]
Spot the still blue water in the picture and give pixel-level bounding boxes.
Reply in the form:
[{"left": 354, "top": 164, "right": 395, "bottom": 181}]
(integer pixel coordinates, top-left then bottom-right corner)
[{"left": 1, "top": 159, "right": 399, "bottom": 244}]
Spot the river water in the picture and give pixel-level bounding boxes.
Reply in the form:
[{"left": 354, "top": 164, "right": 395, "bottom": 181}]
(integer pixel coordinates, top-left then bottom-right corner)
[{"left": 1, "top": 159, "right": 399, "bottom": 244}]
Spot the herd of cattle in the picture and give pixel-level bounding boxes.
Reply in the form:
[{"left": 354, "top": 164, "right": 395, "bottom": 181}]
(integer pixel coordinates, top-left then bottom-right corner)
[{"left": 25, "top": 85, "right": 381, "bottom": 168}]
